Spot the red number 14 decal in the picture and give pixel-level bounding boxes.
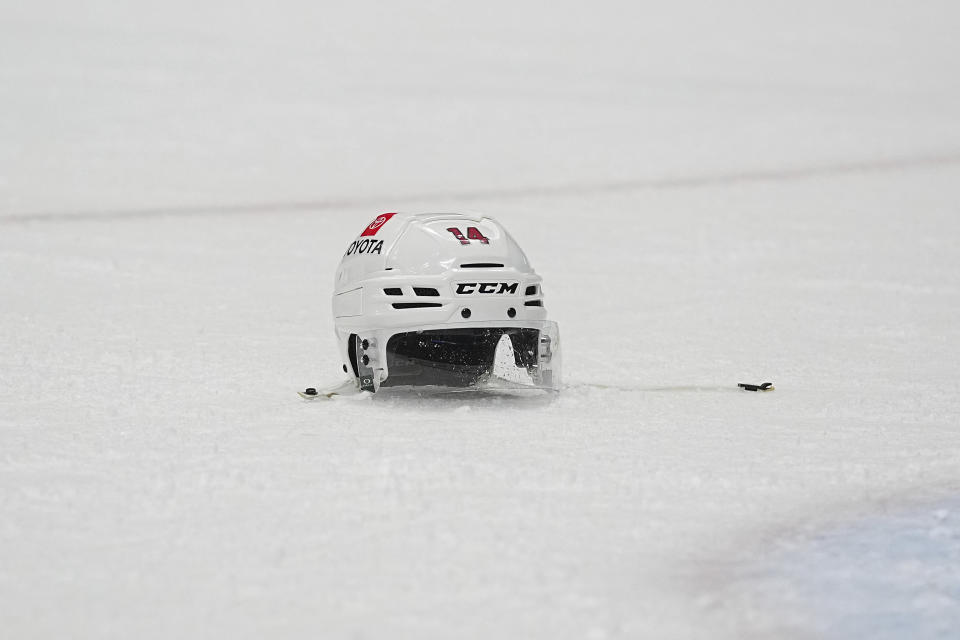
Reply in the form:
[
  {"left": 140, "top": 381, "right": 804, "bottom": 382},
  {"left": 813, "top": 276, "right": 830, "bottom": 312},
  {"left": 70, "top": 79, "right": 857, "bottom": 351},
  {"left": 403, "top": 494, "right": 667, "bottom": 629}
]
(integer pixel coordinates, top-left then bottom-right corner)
[{"left": 447, "top": 226, "right": 490, "bottom": 245}]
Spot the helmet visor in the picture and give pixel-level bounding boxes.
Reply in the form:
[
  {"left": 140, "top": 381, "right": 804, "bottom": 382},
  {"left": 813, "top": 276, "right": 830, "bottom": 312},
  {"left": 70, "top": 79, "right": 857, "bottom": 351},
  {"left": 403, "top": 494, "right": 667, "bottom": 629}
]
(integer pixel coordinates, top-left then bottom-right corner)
[{"left": 375, "top": 321, "right": 560, "bottom": 392}]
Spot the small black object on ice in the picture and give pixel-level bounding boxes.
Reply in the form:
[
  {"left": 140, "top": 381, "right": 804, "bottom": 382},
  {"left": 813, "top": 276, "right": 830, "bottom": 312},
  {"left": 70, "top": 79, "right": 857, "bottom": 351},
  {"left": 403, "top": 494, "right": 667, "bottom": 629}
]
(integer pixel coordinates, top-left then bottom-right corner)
[
  {"left": 304, "top": 388, "right": 318, "bottom": 396},
  {"left": 738, "top": 382, "right": 774, "bottom": 392}
]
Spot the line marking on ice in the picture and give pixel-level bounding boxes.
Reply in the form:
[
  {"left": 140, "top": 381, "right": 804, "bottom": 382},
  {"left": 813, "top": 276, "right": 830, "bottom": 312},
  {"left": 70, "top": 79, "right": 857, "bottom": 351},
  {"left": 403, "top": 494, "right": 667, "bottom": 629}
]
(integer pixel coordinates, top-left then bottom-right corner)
[{"left": 3, "top": 150, "right": 960, "bottom": 224}]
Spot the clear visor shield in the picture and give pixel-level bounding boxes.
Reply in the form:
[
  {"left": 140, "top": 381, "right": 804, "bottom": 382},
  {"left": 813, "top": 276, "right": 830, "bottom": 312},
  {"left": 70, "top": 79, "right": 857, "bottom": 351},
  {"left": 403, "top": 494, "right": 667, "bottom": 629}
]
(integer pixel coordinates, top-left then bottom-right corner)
[{"left": 353, "top": 321, "right": 560, "bottom": 393}]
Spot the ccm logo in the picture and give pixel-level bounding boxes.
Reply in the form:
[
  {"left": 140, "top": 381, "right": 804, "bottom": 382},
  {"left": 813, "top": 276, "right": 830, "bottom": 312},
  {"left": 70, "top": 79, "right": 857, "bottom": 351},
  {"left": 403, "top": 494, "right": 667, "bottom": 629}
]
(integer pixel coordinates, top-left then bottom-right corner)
[{"left": 456, "top": 282, "right": 518, "bottom": 295}]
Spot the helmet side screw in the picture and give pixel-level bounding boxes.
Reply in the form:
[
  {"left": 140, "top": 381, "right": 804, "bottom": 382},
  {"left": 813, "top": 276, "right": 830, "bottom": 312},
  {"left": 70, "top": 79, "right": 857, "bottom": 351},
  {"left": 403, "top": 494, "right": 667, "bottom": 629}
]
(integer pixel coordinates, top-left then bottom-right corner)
[
  {"left": 507, "top": 307, "right": 516, "bottom": 318},
  {"left": 361, "top": 354, "right": 370, "bottom": 366},
  {"left": 361, "top": 339, "right": 370, "bottom": 350},
  {"left": 461, "top": 308, "right": 472, "bottom": 319}
]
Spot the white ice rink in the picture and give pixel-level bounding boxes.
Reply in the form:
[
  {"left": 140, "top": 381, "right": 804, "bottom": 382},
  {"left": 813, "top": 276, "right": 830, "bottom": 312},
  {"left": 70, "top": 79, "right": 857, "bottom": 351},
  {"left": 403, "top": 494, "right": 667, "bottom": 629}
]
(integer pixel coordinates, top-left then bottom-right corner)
[{"left": 2, "top": 2, "right": 959, "bottom": 637}]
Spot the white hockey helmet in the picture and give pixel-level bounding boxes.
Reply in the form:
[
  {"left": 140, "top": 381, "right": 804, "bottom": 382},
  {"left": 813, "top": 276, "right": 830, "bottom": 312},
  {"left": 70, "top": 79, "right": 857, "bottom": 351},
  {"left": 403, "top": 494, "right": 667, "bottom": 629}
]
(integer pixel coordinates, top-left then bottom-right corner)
[{"left": 332, "top": 212, "right": 560, "bottom": 392}]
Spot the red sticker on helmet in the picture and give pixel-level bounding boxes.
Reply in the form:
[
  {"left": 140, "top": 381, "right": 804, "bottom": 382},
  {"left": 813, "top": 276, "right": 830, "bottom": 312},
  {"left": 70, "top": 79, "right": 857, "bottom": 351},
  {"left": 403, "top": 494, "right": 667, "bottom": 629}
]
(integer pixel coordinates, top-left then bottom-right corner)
[{"left": 360, "top": 213, "right": 396, "bottom": 236}]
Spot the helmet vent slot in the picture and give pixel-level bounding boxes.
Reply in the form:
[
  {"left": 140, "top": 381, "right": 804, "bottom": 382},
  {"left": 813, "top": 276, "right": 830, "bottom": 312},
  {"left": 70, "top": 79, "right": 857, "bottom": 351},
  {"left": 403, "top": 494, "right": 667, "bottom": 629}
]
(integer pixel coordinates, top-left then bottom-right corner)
[
  {"left": 524, "top": 300, "right": 543, "bottom": 307},
  {"left": 413, "top": 287, "right": 440, "bottom": 297},
  {"left": 383, "top": 288, "right": 403, "bottom": 296},
  {"left": 393, "top": 302, "right": 443, "bottom": 310},
  {"left": 460, "top": 263, "right": 504, "bottom": 268},
  {"left": 524, "top": 285, "right": 538, "bottom": 296}
]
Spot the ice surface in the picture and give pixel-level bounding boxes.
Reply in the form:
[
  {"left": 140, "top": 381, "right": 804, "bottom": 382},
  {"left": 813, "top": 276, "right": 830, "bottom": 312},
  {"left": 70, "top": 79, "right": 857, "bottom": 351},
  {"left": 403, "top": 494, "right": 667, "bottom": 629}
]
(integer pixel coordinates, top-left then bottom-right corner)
[
  {"left": 2, "top": 1, "right": 960, "bottom": 638},
  {"left": 727, "top": 501, "right": 960, "bottom": 639}
]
